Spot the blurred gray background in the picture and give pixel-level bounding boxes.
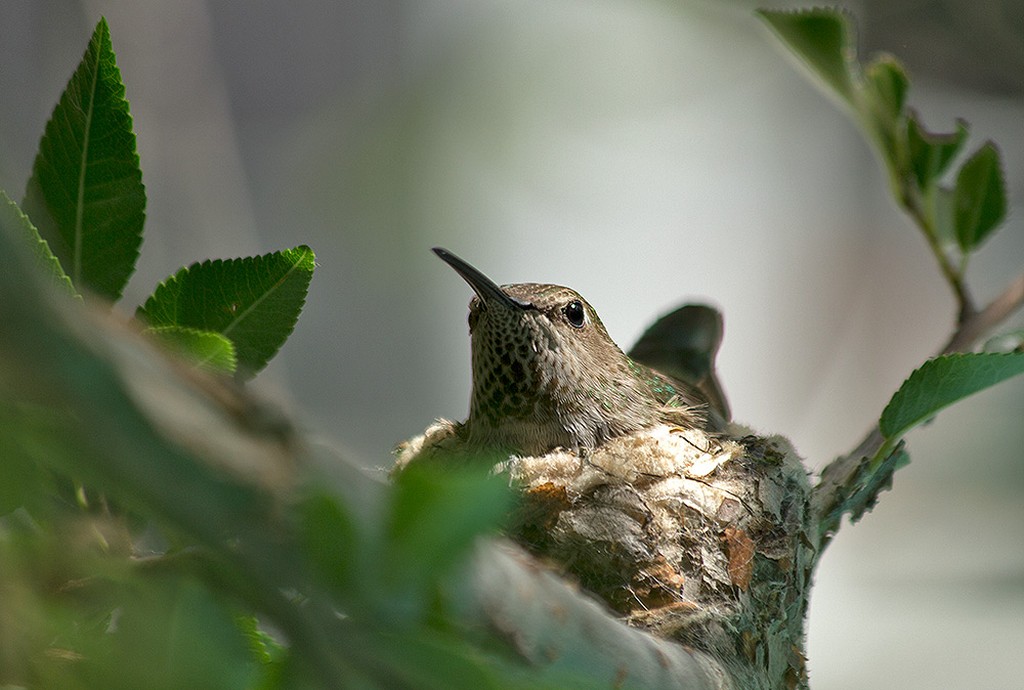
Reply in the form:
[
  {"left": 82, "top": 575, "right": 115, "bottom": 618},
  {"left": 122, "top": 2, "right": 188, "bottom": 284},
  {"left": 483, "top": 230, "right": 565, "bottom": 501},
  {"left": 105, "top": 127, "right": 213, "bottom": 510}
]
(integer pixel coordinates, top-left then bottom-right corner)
[{"left": 1, "top": 1, "right": 1021, "bottom": 687}]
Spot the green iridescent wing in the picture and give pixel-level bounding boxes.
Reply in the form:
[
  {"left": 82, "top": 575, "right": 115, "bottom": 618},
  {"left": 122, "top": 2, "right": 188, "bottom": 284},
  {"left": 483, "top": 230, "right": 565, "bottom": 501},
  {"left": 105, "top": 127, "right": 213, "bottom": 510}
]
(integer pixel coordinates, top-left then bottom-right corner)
[{"left": 629, "top": 304, "right": 730, "bottom": 424}]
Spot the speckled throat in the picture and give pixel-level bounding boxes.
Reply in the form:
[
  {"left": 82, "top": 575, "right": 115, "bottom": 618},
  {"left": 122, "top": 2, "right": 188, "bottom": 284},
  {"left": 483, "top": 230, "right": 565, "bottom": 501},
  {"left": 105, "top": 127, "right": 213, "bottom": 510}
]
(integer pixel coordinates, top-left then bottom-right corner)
[{"left": 434, "top": 248, "right": 712, "bottom": 456}]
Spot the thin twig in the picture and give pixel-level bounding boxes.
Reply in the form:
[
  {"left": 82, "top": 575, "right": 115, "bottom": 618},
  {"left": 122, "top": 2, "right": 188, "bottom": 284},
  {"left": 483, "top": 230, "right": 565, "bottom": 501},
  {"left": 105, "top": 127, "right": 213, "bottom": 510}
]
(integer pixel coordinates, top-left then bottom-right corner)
[
  {"left": 811, "top": 270, "right": 1024, "bottom": 536},
  {"left": 902, "top": 184, "right": 977, "bottom": 321},
  {"left": 941, "top": 272, "right": 1024, "bottom": 354}
]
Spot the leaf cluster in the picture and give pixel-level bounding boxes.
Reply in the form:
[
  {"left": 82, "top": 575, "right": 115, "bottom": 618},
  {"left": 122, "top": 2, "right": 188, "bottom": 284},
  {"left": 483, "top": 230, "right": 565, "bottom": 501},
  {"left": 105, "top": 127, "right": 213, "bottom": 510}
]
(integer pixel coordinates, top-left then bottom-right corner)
[
  {"left": 759, "top": 8, "right": 1007, "bottom": 314},
  {"left": 7, "top": 18, "right": 313, "bottom": 379},
  {"left": 1, "top": 17, "right": 593, "bottom": 690},
  {"left": 760, "top": 9, "right": 1024, "bottom": 535}
]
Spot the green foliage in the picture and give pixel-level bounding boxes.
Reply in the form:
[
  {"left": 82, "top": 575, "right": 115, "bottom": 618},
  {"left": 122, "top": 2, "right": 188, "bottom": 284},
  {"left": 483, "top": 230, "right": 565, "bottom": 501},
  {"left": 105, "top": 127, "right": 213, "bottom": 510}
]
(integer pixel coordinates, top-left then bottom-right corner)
[
  {"left": 0, "top": 17, "right": 342, "bottom": 687},
  {"left": 86, "top": 578, "right": 259, "bottom": 690},
  {"left": 0, "top": 509, "right": 259, "bottom": 690},
  {"left": 299, "top": 464, "right": 514, "bottom": 629},
  {"left": 759, "top": 9, "right": 1020, "bottom": 409},
  {"left": 880, "top": 353, "right": 1024, "bottom": 442},
  {"left": 954, "top": 143, "right": 1007, "bottom": 252},
  {"left": 758, "top": 8, "right": 1008, "bottom": 291},
  {"left": 0, "top": 190, "right": 78, "bottom": 298},
  {"left": 21, "top": 19, "right": 145, "bottom": 301},
  {"left": 756, "top": 8, "right": 855, "bottom": 102},
  {"left": 298, "top": 490, "right": 360, "bottom": 597},
  {"left": 137, "top": 247, "right": 315, "bottom": 379},
  {"left": 762, "top": 7, "right": 1022, "bottom": 532},
  {"left": 145, "top": 326, "right": 239, "bottom": 373},
  {"left": 0, "top": 183, "right": 523, "bottom": 687},
  {"left": 383, "top": 466, "right": 513, "bottom": 606},
  {"left": 907, "top": 115, "right": 966, "bottom": 190},
  {"left": 3, "top": 16, "right": 313, "bottom": 379},
  {"left": 819, "top": 443, "right": 910, "bottom": 539},
  {"left": 292, "top": 472, "right": 518, "bottom": 688},
  {"left": 0, "top": 403, "right": 64, "bottom": 517}
]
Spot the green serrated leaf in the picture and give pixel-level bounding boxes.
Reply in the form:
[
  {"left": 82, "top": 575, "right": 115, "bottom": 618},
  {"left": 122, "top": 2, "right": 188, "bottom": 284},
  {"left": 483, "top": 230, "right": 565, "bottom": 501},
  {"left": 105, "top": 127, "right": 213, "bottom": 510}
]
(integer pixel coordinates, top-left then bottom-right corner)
[
  {"left": 907, "top": 113, "right": 968, "bottom": 190},
  {"left": 0, "top": 191, "right": 78, "bottom": 298},
  {"left": 820, "top": 443, "right": 909, "bottom": 540},
  {"left": 860, "top": 55, "right": 909, "bottom": 168},
  {"left": 863, "top": 55, "right": 908, "bottom": 120},
  {"left": 757, "top": 8, "right": 856, "bottom": 105},
  {"left": 137, "top": 246, "right": 315, "bottom": 380},
  {"left": 954, "top": 142, "right": 1006, "bottom": 252},
  {"left": 880, "top": 352, "right": 1024, "bottom": 441},
  {"left": 145, "top": 325, "right": 238, "bottom": 373},
  {"left": 21, "top": 18, "right": 145, "bottom": 302}
]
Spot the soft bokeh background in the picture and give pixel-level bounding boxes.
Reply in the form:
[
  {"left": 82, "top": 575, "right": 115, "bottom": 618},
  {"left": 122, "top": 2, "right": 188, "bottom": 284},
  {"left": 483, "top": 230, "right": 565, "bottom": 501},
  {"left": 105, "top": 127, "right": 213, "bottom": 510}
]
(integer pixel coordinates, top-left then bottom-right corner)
[{"left": 2, "top": 1, "right": 1021, "bottom": 687}]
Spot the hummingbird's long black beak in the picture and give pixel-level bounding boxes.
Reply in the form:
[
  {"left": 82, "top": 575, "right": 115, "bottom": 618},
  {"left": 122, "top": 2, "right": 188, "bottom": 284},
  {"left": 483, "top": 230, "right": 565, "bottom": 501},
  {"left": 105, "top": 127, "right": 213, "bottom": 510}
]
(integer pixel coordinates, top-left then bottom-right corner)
[{"left": 432, "top": 248, "right": 532, "bottom": 310}]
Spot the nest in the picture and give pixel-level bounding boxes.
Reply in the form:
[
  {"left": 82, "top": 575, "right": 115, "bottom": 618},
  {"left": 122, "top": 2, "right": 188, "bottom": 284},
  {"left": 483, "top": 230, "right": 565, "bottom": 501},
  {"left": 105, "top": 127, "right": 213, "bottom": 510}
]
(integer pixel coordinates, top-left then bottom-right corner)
[{"left": 396, "top": 421, "right": 815, "bottom": 676}]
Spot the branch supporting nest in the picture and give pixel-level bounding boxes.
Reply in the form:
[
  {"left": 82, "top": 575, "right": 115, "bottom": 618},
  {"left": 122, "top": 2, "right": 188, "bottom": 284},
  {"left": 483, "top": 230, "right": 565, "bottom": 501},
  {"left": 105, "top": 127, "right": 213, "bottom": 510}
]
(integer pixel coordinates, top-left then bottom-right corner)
[{"left": 812, "top": 270, "right": 1024, "bottom": 541}]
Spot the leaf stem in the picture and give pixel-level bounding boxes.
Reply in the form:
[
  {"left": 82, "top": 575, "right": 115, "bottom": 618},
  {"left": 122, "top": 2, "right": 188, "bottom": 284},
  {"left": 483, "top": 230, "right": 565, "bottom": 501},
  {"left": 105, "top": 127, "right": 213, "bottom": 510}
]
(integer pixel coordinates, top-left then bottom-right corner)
[
  {"left": 901, "top": 182, "right": 976, "bottom": 321},
  {"left": 812, "top": 270, "right": 1024, "bottom": 538}
]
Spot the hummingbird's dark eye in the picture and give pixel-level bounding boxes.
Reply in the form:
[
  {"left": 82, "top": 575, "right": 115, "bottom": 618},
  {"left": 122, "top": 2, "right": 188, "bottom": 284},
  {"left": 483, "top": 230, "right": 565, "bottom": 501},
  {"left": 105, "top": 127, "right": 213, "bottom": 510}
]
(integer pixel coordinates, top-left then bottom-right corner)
[{"left": 564, "top": 300, "right": 586, "bottom": 329}]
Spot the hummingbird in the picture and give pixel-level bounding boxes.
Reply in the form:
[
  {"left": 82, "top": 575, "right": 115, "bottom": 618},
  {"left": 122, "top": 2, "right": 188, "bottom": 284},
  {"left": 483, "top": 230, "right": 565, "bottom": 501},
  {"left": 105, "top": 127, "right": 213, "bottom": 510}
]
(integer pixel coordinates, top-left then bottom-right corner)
[{"left": 433, "top": 248, "right": 729, "bottom": 457}]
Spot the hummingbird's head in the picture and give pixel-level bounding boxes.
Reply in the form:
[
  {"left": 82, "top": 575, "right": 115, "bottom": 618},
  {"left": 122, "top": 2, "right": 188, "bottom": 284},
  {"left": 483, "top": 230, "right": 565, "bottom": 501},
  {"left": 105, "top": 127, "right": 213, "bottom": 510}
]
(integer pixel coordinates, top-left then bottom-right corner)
[{"left": 433, "top": 248, "right": 636, "bottom": 452}]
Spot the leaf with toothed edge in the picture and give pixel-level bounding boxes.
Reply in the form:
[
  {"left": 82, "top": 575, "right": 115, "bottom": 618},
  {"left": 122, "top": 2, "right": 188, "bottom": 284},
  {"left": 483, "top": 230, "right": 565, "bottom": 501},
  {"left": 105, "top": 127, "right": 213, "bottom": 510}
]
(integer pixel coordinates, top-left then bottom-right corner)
[
  {"left": 954, "top": 142, "right": 1007, "bottom": 252},
  {"left": 907, "top": 114, "right": 968, "bottom": 190},
  {"left": 137, "top": 246, "right": 315, "bottom": 380},
  {"left": 0, "top": 191, "right": 78, "bottom": 298},
  {"left": 861, "top": 56, "right": 909, "bottom": 164},
  {"left": 822, "top": 443, "right": 909, "bottom": 539},
  {"left": 144, "top": 326, "right": 238, "bottom": 374},
  {"left": 756, "top": 8, "right": 857, "bottom": 105},
  {"left": 21, "top": 18, "right": 145, "bottom": 301},
  {"left": 880, "top": 352, "right": 1024, "bottom": 442}
]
